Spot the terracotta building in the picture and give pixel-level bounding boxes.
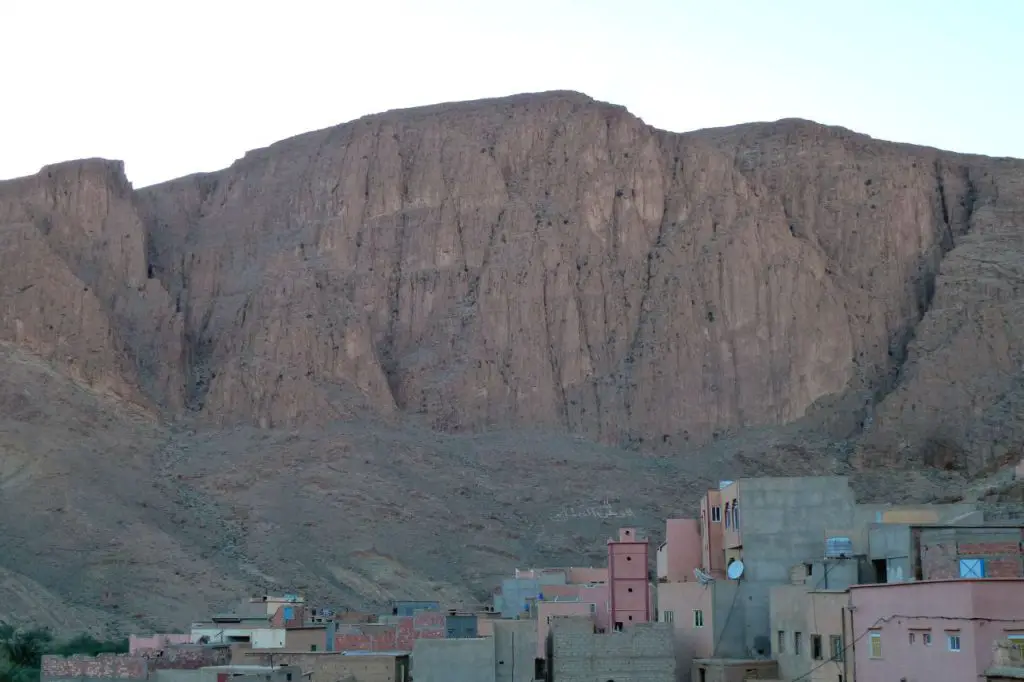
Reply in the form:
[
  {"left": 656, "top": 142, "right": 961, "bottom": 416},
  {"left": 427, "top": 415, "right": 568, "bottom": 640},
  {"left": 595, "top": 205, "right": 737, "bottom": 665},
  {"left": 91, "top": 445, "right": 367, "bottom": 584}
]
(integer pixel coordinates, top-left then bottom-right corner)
[{"left": 608, "top": 528, "right": 651, "bottom": 629}]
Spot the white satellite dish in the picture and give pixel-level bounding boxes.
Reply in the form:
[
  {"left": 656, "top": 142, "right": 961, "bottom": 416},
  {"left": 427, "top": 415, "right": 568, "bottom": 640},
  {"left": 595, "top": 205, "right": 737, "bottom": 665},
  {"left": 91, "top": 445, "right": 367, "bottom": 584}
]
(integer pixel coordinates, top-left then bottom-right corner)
[{"left": 727, "top": 560, "right": 745, "bottom": 580}]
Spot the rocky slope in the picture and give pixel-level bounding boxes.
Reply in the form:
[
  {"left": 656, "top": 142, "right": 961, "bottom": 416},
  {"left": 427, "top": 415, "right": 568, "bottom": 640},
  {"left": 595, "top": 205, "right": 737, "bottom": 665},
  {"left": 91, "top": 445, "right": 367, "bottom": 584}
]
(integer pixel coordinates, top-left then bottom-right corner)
[{"left": 1, "top": 91, "right": 1023, "bottom": 631}]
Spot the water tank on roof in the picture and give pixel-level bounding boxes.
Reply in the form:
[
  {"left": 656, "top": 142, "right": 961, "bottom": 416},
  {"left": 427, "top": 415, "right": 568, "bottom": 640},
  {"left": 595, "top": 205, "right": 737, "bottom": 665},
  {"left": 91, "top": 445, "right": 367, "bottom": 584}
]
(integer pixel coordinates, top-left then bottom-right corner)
[{"left": 825, "top": 537, "right": 854, "bottom": 558}]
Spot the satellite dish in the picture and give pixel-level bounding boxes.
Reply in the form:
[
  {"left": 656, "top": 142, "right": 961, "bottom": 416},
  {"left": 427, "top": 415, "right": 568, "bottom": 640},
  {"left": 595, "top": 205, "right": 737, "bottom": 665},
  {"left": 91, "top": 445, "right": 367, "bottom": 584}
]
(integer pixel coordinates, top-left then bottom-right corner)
[{"left": 727, "top": 560, "right": 745, "bottom": 580}]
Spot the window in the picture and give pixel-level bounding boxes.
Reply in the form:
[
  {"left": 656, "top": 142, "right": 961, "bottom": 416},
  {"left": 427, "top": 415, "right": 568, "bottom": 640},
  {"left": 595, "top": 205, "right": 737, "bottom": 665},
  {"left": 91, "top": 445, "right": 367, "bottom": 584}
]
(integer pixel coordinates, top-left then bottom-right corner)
[
  {"left": 777, "top": 631, "right": 786, "bottom": 654},
  {"left": 948, "top": 634, "right": 961, "bottom": 652},
  {"left": 960, "top": 559, "right": 985, "bottom": 578},
  {"left": 923, "top": 632, "right": 932, "bottom": 646},
  {"left": 694, "top": 610, "right": 705, "bottom": 628},
  {"left": 725, "top": 503, "right": 731, "bottom": 528},
  {"left": 662, "top": 610, "right": 674, "bottom": 623},
  {"left": 794, "top": 632, "right": 803, "bottom": 656},
  {"left": 869, "top": 632, "right": 882, "bottom": 659},
  {"left": 283, "top": 607, "right": 294, "bottom": 620},
  {"left": 310, "top": 644, "right": 317, "bottom": 652},
  {"left": 1008, "top": 634, "right": 1024, "bottom": 656},
  {"left": 732, "top": 502, "right": 740, "bottom": 529},
  {"left": 811, "top": 634, "right": 823, "bottom": 660},
  {"left": 830, "top": 635, "right": 843, "bottom": 661},
  {"left": 711, "top": 506, "right": 721, "bottom": 523},
  {"left": 908, "top": 632, "right": 915, "bottom": 645}
]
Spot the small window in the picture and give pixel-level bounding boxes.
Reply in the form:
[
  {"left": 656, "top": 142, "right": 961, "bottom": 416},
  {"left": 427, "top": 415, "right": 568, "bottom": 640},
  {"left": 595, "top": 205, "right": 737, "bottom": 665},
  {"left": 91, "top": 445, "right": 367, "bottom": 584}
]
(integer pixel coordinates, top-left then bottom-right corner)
[
  {"left": 694, "top": 610, "right": 704, "bottom": 628},
  {"left": 732, "top": 502, "right": 740, "bottom": 529},
  {"left": 614, "top": 622, "right": 623, "bottom": 631},
  {"left": 959, "top": 559, "right": 985, "bottom": 578},
  {"left": 711, "top": 506, "right": 721, "bottom": 523},
  {"left": 310, "top": 644, "right": 317, "bottom": 652},
  {"left": 948, "top": 634, "right": 961, "bottom": 652},
  {"left": 909, "top": 632, "right": 915, "bottom": 644},
  {"left": 794, "top": 631, "right": 803, "bottom": 656},
  {"left": 628, "top": 588, "right": 633, "bottom": 593},
  {"left": 628, "top": 615, "right": 633, "bottom": 621},
  {"left": 812, "top": 634, "right": 823, "bottom": 660},
  {"left": 869, "top": 632, "right": 882, "bottom": 659},
  {"left": 626, "top": 556, "right": 632, "bottom": 562},
  {"left": 662, "top": 610, "right": 674, "bottom": 623},
  {"left": 923, "top": 632, "right": 932, "bottom": 646},
  {"left": 830, "top": 635, "right": 843, "bottom": 661},
  {"left": 777, "top": 630, "right": 785, "bottom": 654},
  {"left": 725, "top": 503, "right": 731, "bottom": 528}
]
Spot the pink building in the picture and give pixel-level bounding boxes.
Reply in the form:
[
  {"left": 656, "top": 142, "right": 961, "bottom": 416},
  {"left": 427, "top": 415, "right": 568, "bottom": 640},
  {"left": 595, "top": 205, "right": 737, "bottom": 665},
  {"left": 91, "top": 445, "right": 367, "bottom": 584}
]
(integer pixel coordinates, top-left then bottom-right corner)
[
  {"left": 657, "top": 519, "right": 702, "bottom": 583},
  {"left": 128, "top": 634, "right": 192, "bottom": 654},
  {"left": 536, "top": 583, "right": 611, "bottom": 631},
  {"left": 608, "top": 528, "right": 651, "bottom": 628},
  {"left": 699, "top": 488, "right": 727, "bottom": 577},
  {"left": 850, "top": 579, "right": 1024, "bottom": 682}
]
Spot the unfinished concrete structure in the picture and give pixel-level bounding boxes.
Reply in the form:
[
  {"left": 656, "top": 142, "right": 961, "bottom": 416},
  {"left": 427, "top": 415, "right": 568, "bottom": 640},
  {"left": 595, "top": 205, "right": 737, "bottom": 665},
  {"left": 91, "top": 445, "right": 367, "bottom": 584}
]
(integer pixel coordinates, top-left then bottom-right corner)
[
  {"left": 242, "top": 651, "right": 409, "bottom": 682},
  {"left": 493, "top": 620, "right": 537, "bottom": 682},
  {"left": 690, "top": 658, "right": 778, "bottom": 682},
  {"left": 411, "top": 638, "right": 495, "bottom": 682},
  {"left": 769, "top": 585, "right": 850, "bottom": 682},
  {"left": 547, "top": 616, "right": 675, "bottom": 682}
]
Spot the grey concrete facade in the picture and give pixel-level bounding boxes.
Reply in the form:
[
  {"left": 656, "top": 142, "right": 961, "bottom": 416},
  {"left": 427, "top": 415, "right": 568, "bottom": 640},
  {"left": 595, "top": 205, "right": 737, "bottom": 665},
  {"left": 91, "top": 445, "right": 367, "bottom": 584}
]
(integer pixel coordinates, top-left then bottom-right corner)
[
  {"left": 549, "top": 616, "right": 675, "bottom": 682},
  {"left": 411, "top": 639, "right": 495, "bottom": 682},
  {"left": 493, "top": 620, "right": 537, "bottom": 682},
  {"left": 730, "top": 476, "right": 857, "bottom": 658}
]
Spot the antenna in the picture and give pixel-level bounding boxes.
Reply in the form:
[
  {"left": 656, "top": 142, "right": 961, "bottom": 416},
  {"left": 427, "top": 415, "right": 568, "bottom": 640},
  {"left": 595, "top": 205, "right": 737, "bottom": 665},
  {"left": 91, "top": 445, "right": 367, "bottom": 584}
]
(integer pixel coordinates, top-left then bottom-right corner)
[
  {"left": 693, "top": 567, "right": 714, "bottom": 585},
  {"left": 727, "top": 560, "right": 745, "bottom": 580}
]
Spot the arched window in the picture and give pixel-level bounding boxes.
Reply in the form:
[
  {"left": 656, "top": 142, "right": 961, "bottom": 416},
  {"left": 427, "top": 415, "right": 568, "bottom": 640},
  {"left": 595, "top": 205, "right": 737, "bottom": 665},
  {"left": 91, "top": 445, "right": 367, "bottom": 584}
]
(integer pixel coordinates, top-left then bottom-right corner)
[
  {"left": 724, "top": 502, "right": 731, "bottom": 528},
  {"left": 732, "top": 501, "right": 740, "bottom": 529}
]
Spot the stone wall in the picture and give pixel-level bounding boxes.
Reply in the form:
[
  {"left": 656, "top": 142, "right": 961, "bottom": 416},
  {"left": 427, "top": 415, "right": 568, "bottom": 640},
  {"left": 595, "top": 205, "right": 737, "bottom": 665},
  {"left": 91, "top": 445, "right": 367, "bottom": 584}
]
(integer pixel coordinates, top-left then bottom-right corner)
[
  {"left": 550, "top": 617, "right": 675, "bottom": 682},
  {"left": 42, "top": 654, "right": 149, "bottom": 681}
]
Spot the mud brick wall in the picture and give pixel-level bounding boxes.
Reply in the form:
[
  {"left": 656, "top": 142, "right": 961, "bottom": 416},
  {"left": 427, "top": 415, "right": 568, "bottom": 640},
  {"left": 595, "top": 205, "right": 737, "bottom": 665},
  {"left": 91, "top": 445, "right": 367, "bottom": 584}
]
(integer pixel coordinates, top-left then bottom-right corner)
[
  {"left": 42, "top": 654, "right": 149, "bottom": 681},
  {"left": 142, "top": 645, "right": 232, "bottom": 670},
  {"left": 334, "top": 614, "right": 445, "bottom": 652},
  {"left": 919, "top": 527, "right": 1024, "bottom": 579}
]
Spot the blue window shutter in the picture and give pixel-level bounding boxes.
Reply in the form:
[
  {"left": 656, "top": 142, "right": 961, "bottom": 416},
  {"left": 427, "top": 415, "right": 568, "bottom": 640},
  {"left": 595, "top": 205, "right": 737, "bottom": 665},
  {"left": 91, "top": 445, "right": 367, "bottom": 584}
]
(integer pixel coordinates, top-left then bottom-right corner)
[{"left": 284, "top": 607, "right": 294, "bottom": 620}]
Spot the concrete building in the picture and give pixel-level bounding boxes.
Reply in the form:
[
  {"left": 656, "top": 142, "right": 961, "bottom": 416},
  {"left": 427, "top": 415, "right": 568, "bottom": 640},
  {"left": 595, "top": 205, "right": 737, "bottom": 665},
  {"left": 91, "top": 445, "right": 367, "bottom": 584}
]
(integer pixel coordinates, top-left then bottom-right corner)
[
  {"left": 492, "top": 620, "right": 536, "bottom": 682},
  {"left": 536, "top": 602, "right": 595, "bottom": 659},
  {"left": 868, "top": 523, "right": 1024, "bottom": 582},
  {"left": 390, "top": 601, "right": 438, "bottom": 617},
  {"left": 444, "top": 613, "right": 478, "bottom": 639},
  {"left": 769, "top": 585, "right": 850, "bottom": 682},
  {"left": 242, "top": 651, "right": 409, "bottom": 682},
  {"left": 281, "top": 627, "right": 326, "bottom": 652},
  {"left": 191, "top": 615, "right": 284, "bottom": 647},
  {"left": 609, "top": 528, "right": 652, "bottom": 628},
  {"left": 411, "top": 638, "right": 495, "bottom": 682},
  {"left": 689, "top": 658, "right": 778, "bottom": 682},
  {"left": 331, "top": 612, "right": 445, "bottom": 652},
  {"left": 987, "top": 639, "right": 1024, "bottom": 681},
  {"left": 130, "top": 636, "right": 193, "bottom": 654},
  {"left": 657, "top": 580, "right": 744, "bottom": 675},
  {"left": 546, "top": 616, "right": 675, "bottom": 682},
  {"left": 849, "top": 578, "right": 1024, "bottom": 682},
  {"left": 494, "top": 567, "right": 609, "bottom": 618},
  {"left": 657, "top": 519, "right": 702, "bottom": 583}
]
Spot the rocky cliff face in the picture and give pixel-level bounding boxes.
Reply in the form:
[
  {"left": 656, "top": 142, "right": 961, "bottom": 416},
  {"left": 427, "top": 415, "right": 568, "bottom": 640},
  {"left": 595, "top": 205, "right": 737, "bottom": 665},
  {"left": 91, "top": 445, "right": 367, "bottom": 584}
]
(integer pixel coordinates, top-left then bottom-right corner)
[
  {"left": 3, "top": 90, "right": 1024, "bottom": 631},
  {"left": 5, "top": 91, "right": 1024, "bottom": 464}
]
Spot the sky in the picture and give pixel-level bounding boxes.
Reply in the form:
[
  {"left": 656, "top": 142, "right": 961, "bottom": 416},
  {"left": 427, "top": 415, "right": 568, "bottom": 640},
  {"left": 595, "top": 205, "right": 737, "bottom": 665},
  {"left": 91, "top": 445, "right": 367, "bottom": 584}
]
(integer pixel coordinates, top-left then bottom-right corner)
[{"left": 2, "top": 0, "right": 1021, "bottom": 188}]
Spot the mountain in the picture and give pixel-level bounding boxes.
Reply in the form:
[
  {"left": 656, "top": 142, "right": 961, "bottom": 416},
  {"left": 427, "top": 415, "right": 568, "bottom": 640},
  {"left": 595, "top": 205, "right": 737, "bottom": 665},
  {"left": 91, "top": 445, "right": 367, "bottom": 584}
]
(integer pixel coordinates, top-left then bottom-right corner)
[{"left": 1, "top": 91, "right": 1022, "bottom": 633}]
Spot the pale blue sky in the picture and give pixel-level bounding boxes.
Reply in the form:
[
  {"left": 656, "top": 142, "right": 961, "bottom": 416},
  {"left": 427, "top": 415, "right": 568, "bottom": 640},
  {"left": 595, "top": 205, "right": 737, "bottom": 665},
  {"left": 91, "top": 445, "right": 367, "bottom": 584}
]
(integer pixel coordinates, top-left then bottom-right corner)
[{"left": 2, "top": 0, "right": 1020, "bottom": 187}]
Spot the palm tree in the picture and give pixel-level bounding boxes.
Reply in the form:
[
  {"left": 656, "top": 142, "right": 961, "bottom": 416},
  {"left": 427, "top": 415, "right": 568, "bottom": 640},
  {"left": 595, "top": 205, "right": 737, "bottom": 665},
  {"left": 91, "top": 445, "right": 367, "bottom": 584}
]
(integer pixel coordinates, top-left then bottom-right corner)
[{"left": 0, "top": 623, "right": 53, "bottom": 669}]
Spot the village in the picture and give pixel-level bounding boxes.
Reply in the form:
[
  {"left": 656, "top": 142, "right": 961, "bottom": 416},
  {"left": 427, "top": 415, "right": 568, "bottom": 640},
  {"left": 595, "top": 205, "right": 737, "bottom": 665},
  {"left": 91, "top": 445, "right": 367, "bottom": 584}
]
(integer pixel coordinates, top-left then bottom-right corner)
[{"left": 40, "top": 473, "right": 1024, "bottom": 682}]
